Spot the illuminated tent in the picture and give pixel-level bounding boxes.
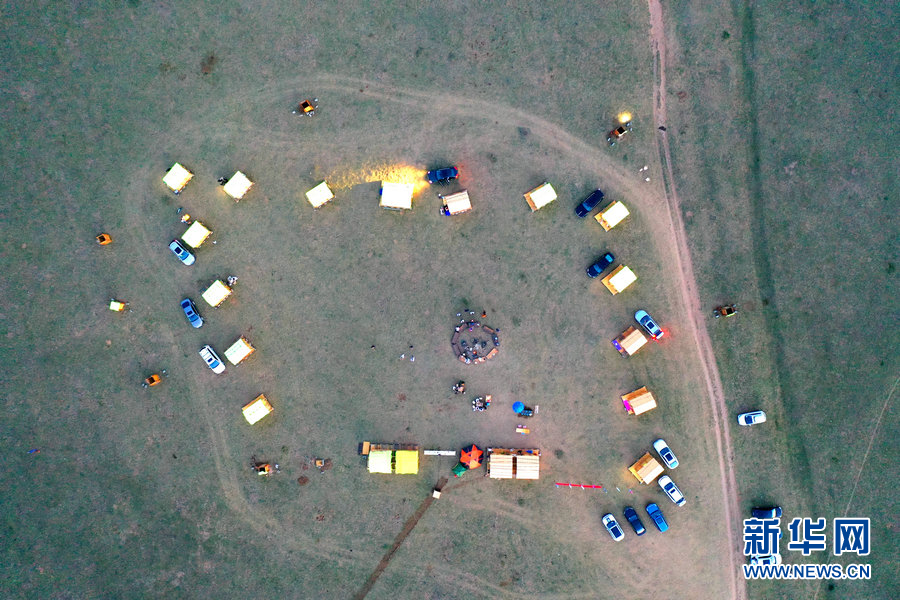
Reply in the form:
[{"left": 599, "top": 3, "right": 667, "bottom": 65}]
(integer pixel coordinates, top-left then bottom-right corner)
[
  {"left": 181, "top": 221, "right": 211, "bottom": 248},
  {"left": 242, "top": 394, "right": 273, "bottom": 424},
  {"left": 367, "top": 450, "right": 393, "bottom": 474},
  {"left": 394, "top": 450, "right": 419, "bottom": 474},
  {"left": 601, "top": 265, "right": 637, "bottom": 295},
  {"left": 612, "top": 326, "right": 648, "bottom": 356},
  {"left": 225, "top": 336, "right": 255, "bottom": 365},
  {"left": 523, "top": 182, "right": 557, "bottom": 211},
  {"left": 223, "top": 171, "right": 253, "bottom": 200},
  {"left": 487, "top": 448, "right": 541, "bottom": 480},
  {"left": 595, "top": 200, "right": 630, "bottom": 231},
  {"left": 622, "top": 387, "right": 657, "bottom": 415},
  {"left": 441, "top": 190, "right": 472, "bottom": 215},
  {"left": 305, "top": 181, "right": 334, "bottom": 208},
  {"left": 109, "top": 300, "right": 126, "bottom": 312},
  {"left": 163, "top": 163, "right": 193, "bottom": 193},
  {"left": 629, "top": 453, "right": 664, "bottom": 484},
  {"left": 202, "top": 280, "right": 232, "bottom": 307},
  {"left": 380, "top": 182, "right": 414, "bottom": 210}
]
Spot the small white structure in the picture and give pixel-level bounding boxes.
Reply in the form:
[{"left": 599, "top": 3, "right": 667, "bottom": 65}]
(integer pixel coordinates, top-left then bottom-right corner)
[
  {"left": 224, "top": 336, "right": 255, "bottom": 365},
  {"left": 601, "top": 265, "right": 637, "bottom": 295},
  {"left": 523, "top": 182, "right": 557, "bottom": 211},
  {"left": 201, "top": 280, "right": 232, "bottom": 307},
  {"left": 380, "top": 182, "right": 414, "bottom": 210},
  {"left": 441, "top": 190, "right": 472, "bottom": 215},
  {"left": 163, "top": 163, "right": 193, "bottom": 194},
  {"left": 223, "top": 171, "right": 253, "bottom": 200},
  {"left": 242, "top": 394, "right": 273, "bottom": 425},
  {"left": 595, "top": 200, "right": 630, "bottom": 231},
  {"left": 181, "top": 221, "right": 211, "bottom": 248},
  {"left": 305, "top": 181, "right": 335, "bottom": 208}
]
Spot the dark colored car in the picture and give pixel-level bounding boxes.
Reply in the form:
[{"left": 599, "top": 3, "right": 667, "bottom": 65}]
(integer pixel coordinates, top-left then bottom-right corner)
[
  {"left": 426, "top": 166, "right": 459, "bottom": 184},
  {"left": 751, "top": 507, "right": 783, "bottom": 519},
  {"left": 646, "top": 503, "right": 669, "bottom": 532},
  {"left": 623, "top": 506, "right": 646, "bottom": 536},
  {"left": 180, "top": 298, "right": 204, "bottom": 328},
  {"left": 586, "top": 252, "right": 615, "bottom": 278},
  {"left": 575, "top": 189, "right": 605, "bottom": 217}
]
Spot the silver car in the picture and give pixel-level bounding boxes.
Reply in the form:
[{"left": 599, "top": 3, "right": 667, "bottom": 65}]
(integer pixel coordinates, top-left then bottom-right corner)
[
  {"left": 199, "top": 345, "right": 225, "bottom": 374},
  {"left": 658, "top": 475, "right": 686, "bottom": 506}
]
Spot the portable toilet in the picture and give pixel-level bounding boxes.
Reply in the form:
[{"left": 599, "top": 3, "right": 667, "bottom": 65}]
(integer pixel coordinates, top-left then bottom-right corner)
[
  {"left": 612, "top": 326, "right": 648, "bottom": 357},
  {"left": 629, "top": 453, "right": 664, "bottom": 484},
  {"left": 223, "top": 171, "right": 253, "bottom": 200},
  {"left": 622, "top": 387, "right": 657, "bottom": 415},
  {"left": 163, "top": 163, "right": 193, "bottom": 194},
  {"left": 440, "top": 190, "right": 472, "bottom": 215},
  {"left": 201, "top": 280, "right": 232, "bottom": 307},
  {"left": 181, "top": 220, "right": 211, "bottom": 248},
  {"left": 595, "top": 200, "right": 630, "bottom": 231},
  {"left": 224, "top": 336, "right": 255, "bottom": 365},
  {"left": 523, "top": 182, "right": 556, "bottom": 212},
  {"left": 380, "top": 182, "right": 414, "bottom": 210},
  {"left": 242, "top": 394, "right": 273, "bottom": 424},
  {"left": 601, "top": 265, "right": 637, "bottom": 295},
  {"left": 305, "top": 181, "right": 335, "bottom": 208}
]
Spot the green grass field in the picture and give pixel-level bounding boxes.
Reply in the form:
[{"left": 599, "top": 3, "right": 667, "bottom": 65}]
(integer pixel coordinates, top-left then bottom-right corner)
[{"left": 1, "top": 1, "right": 895, "bottom": 599}]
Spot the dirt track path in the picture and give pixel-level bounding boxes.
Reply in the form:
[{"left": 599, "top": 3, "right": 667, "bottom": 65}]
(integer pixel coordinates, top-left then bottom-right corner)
[{"left": 647, "top": 2, "right": 746, "bottom": 599}]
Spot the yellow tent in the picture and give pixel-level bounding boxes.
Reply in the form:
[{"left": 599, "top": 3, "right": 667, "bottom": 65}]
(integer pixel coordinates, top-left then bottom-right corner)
[
  {"left": 367, "top": 450, "right": 393, "bottom": 474},
  {"left": 523, "top": 182, "right": 557, "bottom": 211},
  {"left": 201, "top": 280, "right": 232, "bottom": 307},
  {"left": 225, "top": 336, "right": 255, "bottom": 365},
  {"left": 242, "top": 394, "right": 273, "bottom": 424},
  {"left": 629, "top": 453, "right": 664, "bottom": 484},
  {"left": 394, "top": 450, "right": 420, "bottom": 474},
  {"left": 181, "top": 220, "right": 211, "bottom": 248},
  {"left": 109, "top": 300, "right": 126, "bottom": 311},
  {"left": 613, "top": 326, "right": 648, "bottom": 356},
  {"left": 306, "top": 181, "right": 335, "bottom": 208},
  {"left": 442, "top": 190, "right": 472, "bottom": 215},
  {"left": 622, "top": 387, "right": 657, "bottom": 415},
  {"left": 595, "top": 200, "right": 630, "bottom": 231},
  {"left": 223, "top": 171, "right": 253, "bottom": 200},
  {"left": 380, "top": 182, "right": 414, "bottom": 210},
  {"left": 163, "top": 163, "right": 193, "bottom": 193},
  {"left": 601, "top": 265, "right": 637, "bottom": 295}
]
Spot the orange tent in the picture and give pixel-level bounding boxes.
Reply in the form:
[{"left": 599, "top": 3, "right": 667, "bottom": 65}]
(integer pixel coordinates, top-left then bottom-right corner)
[{"left": 459, "top": 444, "right": 483, "bottom": 469}]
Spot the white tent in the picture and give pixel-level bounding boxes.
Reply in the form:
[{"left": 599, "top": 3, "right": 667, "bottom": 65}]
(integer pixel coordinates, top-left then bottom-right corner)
[
  {"left": 181, "top": 221, "right": 211, "bottom": 248},
  {"left": 201, "top": 280, "right": 232, "bottom": 307},
  {"left": 523, "top": 182, "right": 557, "bottom": 211},
  {"left": 601, "top": 265, "right": 637, "bottom": 295},
  {"left": 595, "top": 201, "right": 630, "bottom": 231},
  {"left": 163, "top": 163, "right": 193, "bottom": 193},
  {"left": 380, "top": 182, "right": 414, "bottom": 210},
  {"left": 242, "top": 394, "right": 273, "bottom": 425},
  {"left": 225, "top": 336, "right": 255, "bottom": 365},
  {"left": 223, "top": 171, "right": 253, "bottom": 200},
  {"left": 441, "top": 190, "right": 472, "bottom": 215},
  {"left": 305, "top": 181, "right": 335, "bottom": 208}
]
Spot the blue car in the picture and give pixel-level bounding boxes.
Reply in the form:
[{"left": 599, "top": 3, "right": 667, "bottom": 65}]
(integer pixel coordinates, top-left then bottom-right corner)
[
  {"left": 575, "top": 189, "right": 604, "bottom": 217},
  {"left": 426, "top": 166, "right": 459, "bottom": 184},
  {"left": 623, "top": 506, "right": 646, "bottom": 536},
  {"left": 586, "top": 252, "right": 615, "bottom": 278},
  {"left": 646, "top": 503, "right": 669, "bottom": 532},
  {"left": 180, "top": 298, "right": 204, "bottom": 328}
]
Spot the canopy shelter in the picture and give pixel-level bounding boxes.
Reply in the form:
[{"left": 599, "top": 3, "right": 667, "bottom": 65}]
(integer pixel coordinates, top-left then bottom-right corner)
[
  {"left": 629, "top": 452, "right": 664, "bottom": 484},
  {"left": 441, "top": 190, "right": 472, "bottom": 215},
  {"left": 486, "top": 448, "right": 541, "bottom": 480},
  {"left": 601, "top": 265, "right": 637, "bottom": 295},
  {"left": 201, "top": 280, "right": 232, "bottom": 307},
  {"left": 612, "top": 326, "right": 648, "bottom": 356},
  {"left": 363, "top": 443, "right": 420, "bottom": 474},
  {"left": 380, "top": 182, "right": 414, "bottom": 210},
  {"left": 305, "top": 181, "right": 334, "bottom": 208},
  {"left": 459, "top": 444, "right": 483, "bottom": 469},
  {"left": 181, "top": 220, "right": 211, "bottom": 248},
  {"left": 163, "top": 163, "right": 193, "bottom": 193},
  {"left": 223, "top": 171, "right": 253, "bottom": 200},
  {"left": 523, "top": 182, "right": 557, "bottom": 212},
  {"left": 242, "top": 394, "right": 273, "bottom": 424},
  {"left": 367, "top": 450, "right": 393, "bottom": 474},
  {"left": 622, "top": 386, "right": 657, "bottom": 415},
  {"left": 394, "top": 450, "right": 419, "bottom": 474},
  {"left": 225, "top": 336, "right": 255, "bottom": 365},
  {"left": 595, "top": 200, "right": 630, "bottom": 231}
]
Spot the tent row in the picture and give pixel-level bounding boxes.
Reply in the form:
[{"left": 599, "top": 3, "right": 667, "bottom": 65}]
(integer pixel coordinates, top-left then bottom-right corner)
[
  {"left": 361, "top": 443, "right": 541, "bottom": 479},
  {"left": 164, "top": 163, "right": 254, "bottom": 200}
]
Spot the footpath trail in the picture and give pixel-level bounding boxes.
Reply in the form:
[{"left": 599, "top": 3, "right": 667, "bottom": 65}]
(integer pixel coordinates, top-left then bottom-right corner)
[{"left": 647, "top": 1, "right": 747, "bottom": 599}]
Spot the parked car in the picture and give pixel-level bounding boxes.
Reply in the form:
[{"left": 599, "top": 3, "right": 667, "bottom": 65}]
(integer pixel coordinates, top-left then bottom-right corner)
[
  {"left": 658, "top": 475, "right": 686, "bottom": 506},
  {"left": 426, "top": 166, "right": 459, "bottom": 184},
  {"left": 623, "top": 506, "right": 646, "bottom": 536},
  {"left": 646, "top": 503, "right": 669, "bottom": 532},
  {"left": 751, "top": 506, "right": 783, "bottom": 519},
  {"left": 180, "top": 298, "right": 203, "bottom": 328},
  {"left": 199, "top": 345, "right": 225, "bottom": 374},
  {"left": 602, "top": 513, "right": 625, "bottom": 541},
  {"left": 575, "top": 189, "right": 604, "bottom": 217},
  {"left": 652, "top": 438, "right": 679, "bottom": 469},
  {"left": 635, "top": 309, "right": 664, "bottom": 340},
  {"left": 750, "top": 554, "right": 782, "bottom": 566},
  {"left": 168, "top": 239, "right": 195, "bottom": 265},
  {"left": 586, "top": 252, "right": 615, "bottom": 278},
  {"left": 738, "top": 410, "right": 767, "bottom": 426}
]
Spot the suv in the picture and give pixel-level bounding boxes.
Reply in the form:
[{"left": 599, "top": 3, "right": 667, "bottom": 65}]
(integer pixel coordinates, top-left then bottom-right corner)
[
  {"left": 426, "top": 166, "right": 459, "bottom": 184},
  {"left": 738, "top": 411, "right": 767, "bottom": 426},
  {"left": 646, "top": 503, "right": 669, "bottom": 532},
  {"left": 751, "top": 507, "right": 783, "bottom": 519},
  {"left": 602, "top": 513, "right": 625, "bottom": 542},
  {"left": 180, "top": 298, "right": 203, "bottom": 328},
  {"left": 658, "top": 475, "right": 686, "bottom": 506},
  {"left": 635, "top": 310, "right": 664, "bottom": 340},
  {"left": 199, "top": 345, "right": 225, "bottom": 374},
  {"left": 575, "top": 189, "right": 604, "bottom": 217},
  {"left": 652, "top": 438, "right": 678, "bottom": 469},
  {"left": 623, "top": 506, "right": 646, "bottom": 536},
  {"left": 586, "top": 252, "right": 615, "bottom": 278}
]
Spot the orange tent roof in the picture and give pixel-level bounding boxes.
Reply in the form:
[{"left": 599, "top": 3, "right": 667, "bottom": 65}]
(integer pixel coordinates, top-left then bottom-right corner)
[{"left": 460, "top": 444, "right": 483, "bottom": 469}]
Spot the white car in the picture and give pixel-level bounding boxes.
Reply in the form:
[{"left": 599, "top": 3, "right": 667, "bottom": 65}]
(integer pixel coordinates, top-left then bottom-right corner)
[
  {"left": 750, "top": 554, "right": 782, "bottom": 566},
  {"left": 738, "top": 410, "right": 767, "bottom": 426},
  {"left": 658, "top": 475, "right": 686, "bottom": 506},
  {"left": 652, "top": 438, "right": 679, "bottom": 469},
  {"left": 602, "top": 513, "right": 625, "bottom": 541},
  {"left": 199, "top": 345, "right": 225, "bottom": 374}
]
